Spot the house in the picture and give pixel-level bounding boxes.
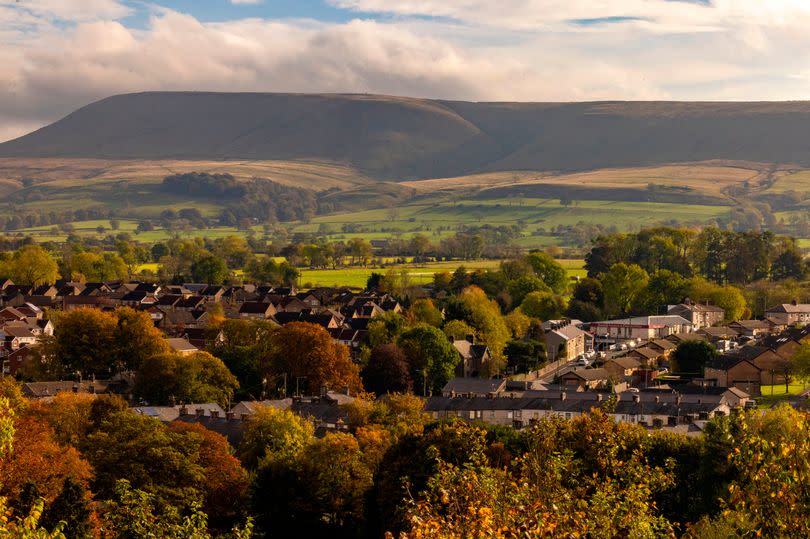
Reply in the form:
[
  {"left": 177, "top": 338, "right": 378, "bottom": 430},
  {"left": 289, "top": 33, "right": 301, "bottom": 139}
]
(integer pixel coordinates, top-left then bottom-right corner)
[
  {"left": 590, "top": 315, "right": 691, "bottom": 347},
  {"left": 167, "top": 337, "right": 199, "bottom": 356},
  {"left": 544, "top": 320, "right": 588, "bottom": 361},
  {"left": 698, "top": 326, "right": 740, "bottom": 343},
  {"left": 452, "top": 338, "right": 494, "bottom": 378},
  {"left": 603, "top": 357, "right": 641, "bottom": 381},
  {"left": 728, "top": 320, "right": 772, "bottom": 338},
  {"left": 559, "top": 368, "right": 611, "bottom": 390},
  {"left": 238, "top": 302, "right": 277, "bottom": 320},
  {"left": 230, "top": 399, "right": 294, "bottom": 418},
  {"left": 119, "top": 290, "right": 157, "bottom": 307},
  {"left": 442, "top": 377, "right": 506, "bottom": 397},
  {"left": 132, "top": 403, "right": 225, "bottom": 423},
  {"left": 761, "top": 335, "right": 802, "bottom": 361},
  {"left": 704, "top": 356, "right": 762, "bottom": 396},
  {"left": 2, "top": 346, "right": 38, "bottom": 376},
  {"left": 668, "top": 302, "right": 725, "bottom": 329},
  {"left": 21, "top": 379, "right": 130, "bottom": 400},
  {"left": 328, "top": 328, "right": 366, "bottom": 358},
  {"left": 1, "top": 326, "right": 37, "bottom": 351},
  {"left": 625, "top": 346, "right": 663, "bottom": 366},
  {"left": 182, "top": 328, "right": 224, "bottom": 350},
  {"left": 645, "top": 338, "right": 676, "bottom": 356},
  {"left": 175, "top": 296, "right": 206, "bottom": 311},
  {"left": 765, "top": 301, "right": 810, "bottom": 326}
]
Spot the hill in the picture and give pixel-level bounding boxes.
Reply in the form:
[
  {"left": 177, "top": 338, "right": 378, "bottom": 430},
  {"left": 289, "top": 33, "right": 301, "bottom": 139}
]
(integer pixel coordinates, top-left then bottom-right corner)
[{"left": 4, "top": 93, "right": 810, "bottom": 179}]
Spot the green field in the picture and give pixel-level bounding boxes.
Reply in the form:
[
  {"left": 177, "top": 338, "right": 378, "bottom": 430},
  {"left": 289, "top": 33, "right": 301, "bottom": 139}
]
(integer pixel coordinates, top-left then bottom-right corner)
[
  {"left": 10, "top": 197, "right": 732, "bottom": 250},
  {"left": 297, "top": 259, "right": 586, "bottom": 288}
]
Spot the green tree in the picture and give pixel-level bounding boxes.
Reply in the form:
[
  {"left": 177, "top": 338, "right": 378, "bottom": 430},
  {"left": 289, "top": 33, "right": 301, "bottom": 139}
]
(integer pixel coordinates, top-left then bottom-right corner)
[
  {"left": 671, "top": 340, "right": 718, "bottom": 375},
  {"left": 40, "top": 478, "right": 92, "bottom": 539},
  {"left": 83, "top": 412, "right": 206, "bottom": 510},
  {"left": 191, "top": 255, "right": 229, "bottom": 284},
  {"left": 507, "top": 275, "right": 550, "bottom": 308},
  {"left": 520, "top": 291, "right": 564, "bottom": 321},
  {"left": 525, "top": 251, "right": 568, "bottom": 294},
  {"left": 5, "top": 245, "right": 60, "bottom": 286},
  {"left": 600, "top": 262, "right": 650, "bottom": 317},
  {"left": 398, "top": 325, "right": 459, "bottom": 396},
  {"left": 133, "top": 352, "right": 239, "bottom": 409},
  {"left": 636, "top": 269, "right": 688, "bottom": 314}
]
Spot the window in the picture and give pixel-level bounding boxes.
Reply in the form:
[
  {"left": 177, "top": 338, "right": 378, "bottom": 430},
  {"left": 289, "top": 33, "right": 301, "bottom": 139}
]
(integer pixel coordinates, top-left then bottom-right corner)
[
  {"left": 507, "top": 411, "right": 513, "bottom": 419},
  {"left": 469, "top": 411, "right": 475, "bottom": 419}
]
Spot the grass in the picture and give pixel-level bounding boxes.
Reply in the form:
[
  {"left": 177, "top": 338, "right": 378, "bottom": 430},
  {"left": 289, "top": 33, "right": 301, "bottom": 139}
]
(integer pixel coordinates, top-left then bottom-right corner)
[
  {"left": 757, "top": 382, "right": 807, "bottom": 408},
  {"left": 297, "top": 259, "right": 585, "bottom": 288}
]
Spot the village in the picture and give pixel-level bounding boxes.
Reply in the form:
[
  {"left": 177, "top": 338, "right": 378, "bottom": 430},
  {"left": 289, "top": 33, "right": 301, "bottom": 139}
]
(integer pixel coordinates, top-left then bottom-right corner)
[{"left": 2, "top": 272, "right": 808, "bottom": 445}]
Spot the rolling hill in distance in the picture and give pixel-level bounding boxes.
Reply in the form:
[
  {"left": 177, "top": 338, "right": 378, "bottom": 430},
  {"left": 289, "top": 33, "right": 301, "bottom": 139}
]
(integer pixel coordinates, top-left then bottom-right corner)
[
  {"left": 5, "top": 92, "right": 810, "bottom": 179},
  {"left": 1, "top": 92, "right": 810, "bottom": 248}
]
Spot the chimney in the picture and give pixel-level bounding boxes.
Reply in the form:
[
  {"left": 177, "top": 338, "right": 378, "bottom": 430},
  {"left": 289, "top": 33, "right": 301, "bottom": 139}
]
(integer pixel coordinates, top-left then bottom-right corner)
[
  {"left": 210, "top": 410, "right": 219, "bottom": 419},
  {"left": 343, "top": 385, "right": 350, "bottom": 397},
  {"left": 632, "top": 394, "right": 640, "bottom": 403},
  {"left": 792, "top": 298, "right": 799, "bottom": 306},
  {"left": 465, "top": 334, "right": 475, "bottom": 344},
  {"left": 448, "top": 335, "right": 454, "bottom": 343},
  {"left": 560, "top": 391, "right": 567, "bottom": 401},
  {"left": 226, "top": 411, "right": 235, "bottom": 421},
  {"left": 179, "top": 405, "right": 188, "bottom": 416},
  {"left": 195, "top": 408, "right": 204, "bottom": 417}
]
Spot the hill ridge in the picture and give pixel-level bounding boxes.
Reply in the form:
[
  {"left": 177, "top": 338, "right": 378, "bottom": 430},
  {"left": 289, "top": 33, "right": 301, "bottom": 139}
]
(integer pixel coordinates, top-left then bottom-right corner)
[{"left": 5, "top": 92, "right": 810, "bottom": 179}]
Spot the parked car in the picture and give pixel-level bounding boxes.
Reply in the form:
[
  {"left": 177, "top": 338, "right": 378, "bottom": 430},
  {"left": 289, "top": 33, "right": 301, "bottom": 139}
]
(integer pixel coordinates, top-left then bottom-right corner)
[{"left": 575, "top": 357, "right": 591, "bottom": 367}]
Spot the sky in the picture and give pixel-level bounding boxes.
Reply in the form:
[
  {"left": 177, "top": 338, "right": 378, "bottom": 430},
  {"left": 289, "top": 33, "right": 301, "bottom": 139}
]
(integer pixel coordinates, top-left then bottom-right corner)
[{"left": 2, "top": 0, "right": 810, "bottom": 141}]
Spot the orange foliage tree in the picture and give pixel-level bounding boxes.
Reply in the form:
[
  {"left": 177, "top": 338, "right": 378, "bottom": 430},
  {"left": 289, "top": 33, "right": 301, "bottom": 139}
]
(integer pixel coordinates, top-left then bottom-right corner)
[
  {"left": 0, "top": 416, "right": 92, "bottom": 506},
  {"left": 269, "top": 322, "right": 361, "bottom": 395}
]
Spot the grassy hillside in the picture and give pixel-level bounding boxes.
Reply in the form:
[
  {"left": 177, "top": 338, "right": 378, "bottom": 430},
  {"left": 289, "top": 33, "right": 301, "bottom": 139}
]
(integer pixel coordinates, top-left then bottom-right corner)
[{"left": 6, "top": 93, "right": 810, "bottom": 179}]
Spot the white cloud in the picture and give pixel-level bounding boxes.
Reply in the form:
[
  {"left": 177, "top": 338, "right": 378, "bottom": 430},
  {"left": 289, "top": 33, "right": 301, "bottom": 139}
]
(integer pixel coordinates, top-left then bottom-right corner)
[
  {"left": 2, "top": 2, "right": 810, "bottom": 141},
  {"left": 230, "top": 0, "right": 262, "bottom": 4}
]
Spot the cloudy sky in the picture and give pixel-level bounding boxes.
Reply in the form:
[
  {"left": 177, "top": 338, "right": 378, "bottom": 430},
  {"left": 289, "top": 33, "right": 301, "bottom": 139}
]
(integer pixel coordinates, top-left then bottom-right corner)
[{"left": 2, "top": 0, "right": 810, "bottom": 141}]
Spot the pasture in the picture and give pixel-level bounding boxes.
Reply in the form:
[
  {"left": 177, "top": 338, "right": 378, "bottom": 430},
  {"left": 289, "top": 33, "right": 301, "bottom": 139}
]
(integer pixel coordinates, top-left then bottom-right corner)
[{"left": 297, "top": 259, "right": 586, "bottom": 288}]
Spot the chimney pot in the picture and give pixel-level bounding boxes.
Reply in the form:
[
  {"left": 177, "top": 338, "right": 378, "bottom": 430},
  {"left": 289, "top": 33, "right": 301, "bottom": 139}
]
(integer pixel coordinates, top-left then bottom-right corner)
[
  {"left": 195, "top": 408, "right": 204, "bottom": 417},
  {"left": 210, "top": 410, "right": 219, "bottom": 419}
]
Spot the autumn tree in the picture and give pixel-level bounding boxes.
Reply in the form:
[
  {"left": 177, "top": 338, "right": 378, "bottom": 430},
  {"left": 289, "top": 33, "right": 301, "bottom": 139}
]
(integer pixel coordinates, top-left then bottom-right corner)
[
  {"left": 113, "top": 307, "right": 171, "bottom": 370},
  {"left": 134, "top": 351, "right": 238, "bottom": 409},
  {"left": 239, "top": 405, "right": 314, "bottom": 469},
  {"left": 168, "top": 422, "right": 250, "bottom": 529},
  {"left": 0, "top": 417, "right": 92, "bottom": 508},
  {"left": 453, "top": 286, "right": 509, "bottom": 372},
  {"left": 269, "top": 322, "right": 362, "bottom": 396},
  {"left": 406, "top": 299, "right": 443, "bottom": 327},
  {"left": 3, "top": 245, "right": 60, "bottom": 286},
  {"left": 362, "top": 344, "right": 412, "bottom": 395}
]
